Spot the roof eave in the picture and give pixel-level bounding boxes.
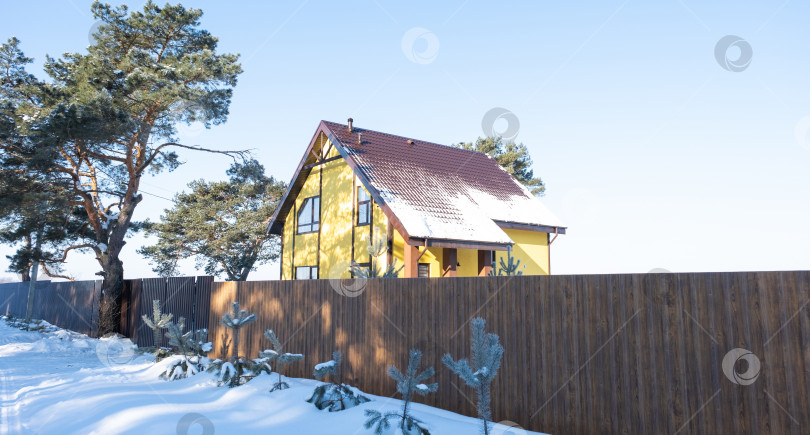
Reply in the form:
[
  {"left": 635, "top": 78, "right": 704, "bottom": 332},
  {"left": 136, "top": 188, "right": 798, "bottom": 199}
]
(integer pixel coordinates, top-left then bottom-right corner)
[{"left": 494, "top": 220, "right": 567, "bottom": 235}]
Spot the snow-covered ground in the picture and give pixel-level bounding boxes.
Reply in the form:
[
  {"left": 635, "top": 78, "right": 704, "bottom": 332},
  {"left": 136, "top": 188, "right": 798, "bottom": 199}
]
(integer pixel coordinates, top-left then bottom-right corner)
[{"left": 0, "top": 319, "right": 543, "bottom": 435}]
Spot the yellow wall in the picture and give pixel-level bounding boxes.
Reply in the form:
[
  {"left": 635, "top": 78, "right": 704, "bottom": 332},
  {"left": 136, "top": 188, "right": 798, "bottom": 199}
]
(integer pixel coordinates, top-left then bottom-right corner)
[
  {"left": 282, "top": 133, "right": 392, "bottom": 280},
  {"left": 280, "top": 133, "right": 552, "bottom": 279},
  {"left": 494, "top": 228, "right": 550, "bottom": 276}
]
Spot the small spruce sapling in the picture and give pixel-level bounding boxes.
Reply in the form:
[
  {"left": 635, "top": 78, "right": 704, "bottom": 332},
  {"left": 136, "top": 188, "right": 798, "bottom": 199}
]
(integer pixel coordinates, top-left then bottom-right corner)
[
  {"left": 161, "top": 316, "right": 213, "bottom": 380},
  {"left": 259, "top": 329, "right": 304, "bottom": 391},
  {"left": 307, "top": 350, "right": 370, "bottom": 411},
  {"left": 141, "top": 299, "right": 173, "bottom": 358},
  {"left": 208, "top": 301, "right": 266, "bottom": 387},
  {"left": 442, "top": 318, "right": 504, "bottom": 435},
  {"left": 489, "top": 250, "right": 524, "bottom": 276},
  {"left": 365, "top": 349, "right": 438, "bottom": 435}
]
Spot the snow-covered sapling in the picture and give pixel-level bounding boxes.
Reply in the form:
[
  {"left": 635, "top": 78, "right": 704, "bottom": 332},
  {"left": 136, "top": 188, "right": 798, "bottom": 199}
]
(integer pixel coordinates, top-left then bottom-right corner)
[
  {"left": 259, "top": 329, "right": 303, "bottom": 391},
  {"left": 161, "top": 317, "right": 213, "bottom": 381},
  {"left": 307, "top": 350, "right": 370, "bottom": 411},
  {"left": 208, "top": 301, "right": 265, "bottom": 387},
  {"left": 141, "top": 299, "right": 173, "bottom": 356},
  {"left": 365, "top": 349, "right": 438, "bottom": 435},
  {"left": 442, "top": 318, "right": 504, "bottom": 435},
  {"left": 221, "top": 301, "right": 256, "bottom": 362}
]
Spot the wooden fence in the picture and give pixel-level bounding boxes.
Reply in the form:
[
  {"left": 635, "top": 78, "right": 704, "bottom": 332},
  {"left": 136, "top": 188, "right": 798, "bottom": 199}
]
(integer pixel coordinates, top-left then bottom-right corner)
[
  {"left": 207, "top": 271, "right": 810, "bottom": 434},
  {"left": 0, "top": 276, "right": 212, "bottom": 343}
]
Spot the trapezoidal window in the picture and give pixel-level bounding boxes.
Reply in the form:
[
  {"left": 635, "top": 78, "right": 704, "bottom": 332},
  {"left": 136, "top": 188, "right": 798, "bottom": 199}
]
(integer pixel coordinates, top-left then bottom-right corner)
[
  {"left": 356, "top": 187, "right": 371, "bottom": 226},
  {"left": 297, "top": 196, "right": 320, "bottom": 234}
]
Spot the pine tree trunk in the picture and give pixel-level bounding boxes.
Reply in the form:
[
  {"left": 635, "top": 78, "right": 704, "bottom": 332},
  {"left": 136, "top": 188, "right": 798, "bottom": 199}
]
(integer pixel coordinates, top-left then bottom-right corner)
[
  {"left": 20, "top": 236, "right": 32, "bottom": 282},
  {"left": 98, "top": 255, "right": 124, "bottom": 336},
  {"left": 479, "top": 384, "right": 491, "bottom": 435},
  {"left": 96, "top": 192, "right": 140, "bottom": 337},
  {"left": 233, "top": 328, "right": 240, "bottom": 362},
  {"left": 153, "top": 326, "right": 162, "bottom": 349}
]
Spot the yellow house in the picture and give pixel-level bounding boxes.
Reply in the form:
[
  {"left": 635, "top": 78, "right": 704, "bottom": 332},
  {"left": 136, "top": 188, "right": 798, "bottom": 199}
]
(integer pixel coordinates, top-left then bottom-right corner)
[{"left": 267, "top": 119, "right": 566, "bottom": 280}]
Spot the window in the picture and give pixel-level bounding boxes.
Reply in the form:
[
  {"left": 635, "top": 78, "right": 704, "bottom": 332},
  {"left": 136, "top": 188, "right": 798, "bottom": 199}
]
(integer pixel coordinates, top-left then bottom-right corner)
[
  {"left": 491, "top": 251, "right": 498, "bottom": 268},
  {"left": 356, "top": 187, "right": 371, "bottom": 226},
  {"left": 296, "top": 266, "right": 318, "bottom": 280},
  {"left": 418, "top": 263, "right": 430, "bottom": 278},
  {"left": 297, "top": 196, "right": 320, "bottom": 234}
]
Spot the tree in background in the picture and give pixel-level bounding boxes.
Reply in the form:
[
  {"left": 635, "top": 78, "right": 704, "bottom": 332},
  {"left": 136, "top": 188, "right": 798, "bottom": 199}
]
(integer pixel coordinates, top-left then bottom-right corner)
[
  {"left": 138, "top": 160, "right": 285, "bottom": 281},
  {"left": 0, "top": 174, "right": 88, "bottom": 281},
  {"left": 0, "top": 39, "right": 90, "bottom": 281},
  {"left": 453, "top": 136, "right": 545, "bottom": 195},
  {"left": 0, "top": 2, "right": 245, "bottom": 335}
]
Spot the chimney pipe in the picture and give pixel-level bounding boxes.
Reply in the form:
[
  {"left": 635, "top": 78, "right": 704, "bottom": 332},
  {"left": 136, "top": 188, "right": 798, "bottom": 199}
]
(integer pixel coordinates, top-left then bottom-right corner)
[{"left": 347, "top": 117, "right": 353, "bottom": 132}]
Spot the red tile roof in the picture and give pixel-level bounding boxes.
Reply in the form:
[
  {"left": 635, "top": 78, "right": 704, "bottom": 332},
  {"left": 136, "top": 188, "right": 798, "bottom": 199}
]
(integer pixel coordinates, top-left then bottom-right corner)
[{"left": 268, "top": 120, "right": 565, "bottom": 246}]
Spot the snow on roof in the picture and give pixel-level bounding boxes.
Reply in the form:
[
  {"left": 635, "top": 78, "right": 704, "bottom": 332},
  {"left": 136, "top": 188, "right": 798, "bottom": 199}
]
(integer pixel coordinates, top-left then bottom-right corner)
[{"left": 323, "top": 121, "right": 565, "bottom": 245}]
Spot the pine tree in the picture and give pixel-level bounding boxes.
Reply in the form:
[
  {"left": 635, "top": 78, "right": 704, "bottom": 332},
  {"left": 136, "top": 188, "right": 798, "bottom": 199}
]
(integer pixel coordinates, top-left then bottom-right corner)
[
  {"left": 442, "top": 318, "right": 504, "bottom": 435},
  {"left": 0, "top": 2, "right": 246, "bottom": 336},
  {"left": 489, "top": 250, "right": 524, "bottom": 276},
  {"left": 365, "top": 349, "right": 438, "bottom": 435},
  {"left": 307, "top": 350, "right": 370, "bottom": 411},
  {"left": 138, "top": 160, "right": 286, "bottom": 281},
  {"left": 141, "top": 299, "right": 172, "bottom": 356},
  {"left": 453, "top": 136, "right": 545, "bottom": 195},
  {"left": 259, "top": 329, "right": 303, "bottom": 391}
]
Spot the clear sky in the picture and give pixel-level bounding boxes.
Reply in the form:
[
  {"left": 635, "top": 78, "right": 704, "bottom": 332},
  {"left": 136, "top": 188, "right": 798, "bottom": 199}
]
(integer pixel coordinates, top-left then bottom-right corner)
[{"left": 1, "top": 0, "right": 808, "bottom": 281}]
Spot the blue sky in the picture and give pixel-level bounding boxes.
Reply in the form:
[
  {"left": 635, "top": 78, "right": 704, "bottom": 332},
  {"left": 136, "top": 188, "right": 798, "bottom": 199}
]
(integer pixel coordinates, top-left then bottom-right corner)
[{"left": 1, "top": 0, "right": 808, "bottom": 281}]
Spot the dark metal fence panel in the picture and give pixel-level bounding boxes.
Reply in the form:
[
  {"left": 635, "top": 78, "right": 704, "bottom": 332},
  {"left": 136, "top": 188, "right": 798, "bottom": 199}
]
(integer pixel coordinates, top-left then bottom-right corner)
[
  {"left": 135, "top": 277, "right": 168, "bottom": 347},
  {"left": 193, "top": 275, "right": 214, "bottom": 333},
  {"left": 0, "top": 282, "right": 26, "bottom": 317},
  {"left": 165, "top": 276, "right": 195, "bottom": 331},
  {"left": 0, "top": 280, "right": 100, "bottom": 336}
]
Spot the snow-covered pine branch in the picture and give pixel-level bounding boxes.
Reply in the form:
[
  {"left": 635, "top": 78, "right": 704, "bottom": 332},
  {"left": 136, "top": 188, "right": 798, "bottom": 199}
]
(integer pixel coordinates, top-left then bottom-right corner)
[
  {"left": 260, "top": 329, "right": 303, "bottom": 391},
  {"left": 307, "top": 350, "right": 369, "bottom": 412}
]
